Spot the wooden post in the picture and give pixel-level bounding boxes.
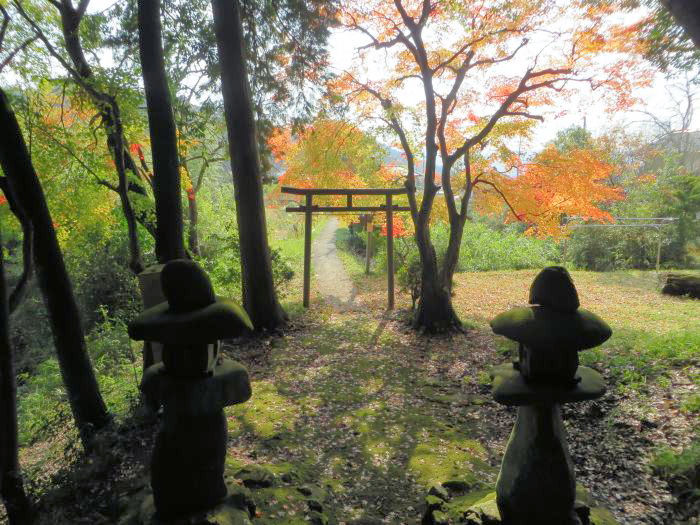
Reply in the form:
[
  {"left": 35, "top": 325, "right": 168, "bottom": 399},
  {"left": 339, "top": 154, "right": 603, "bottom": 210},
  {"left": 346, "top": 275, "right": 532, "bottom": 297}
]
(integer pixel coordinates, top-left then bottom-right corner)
[
  {"left": 386, "top": 195, "right": 394, "bottom": 309},
  {"left": 656, "top": 227, "right": 662, "bottom": 274},
  {"left": 365, "top": 219, "right": 373, "bottom": 275},
  {"left": 303, "top": 194, "right": 312, "bottom": 307}
]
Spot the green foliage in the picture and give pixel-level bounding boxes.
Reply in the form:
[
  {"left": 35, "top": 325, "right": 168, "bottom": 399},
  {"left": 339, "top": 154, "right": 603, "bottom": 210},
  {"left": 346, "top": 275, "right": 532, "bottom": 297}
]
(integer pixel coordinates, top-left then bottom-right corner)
[
  {"left": 65, "top": 227, "right": 144, "bottom": 327},
  {"left": 681, "top": 394, "right": 700, "bottom": 415},
  {"left": 565, "top": 226, "right": 664, "bottom": 271},
  {"left": 651, "top": 439, "right": 700, "bottom": 516},
  {"left": 565, "top": 142, "right": 700, "bottom": 270},
  {"left": 196, "top": 216, "right": 294, "bottom": 301},
  {"left": 458, "top": 222, "right": 561, "bottom": 271},
  {"left": 16, "top": 311, "right": 140, "bottom": 447}
]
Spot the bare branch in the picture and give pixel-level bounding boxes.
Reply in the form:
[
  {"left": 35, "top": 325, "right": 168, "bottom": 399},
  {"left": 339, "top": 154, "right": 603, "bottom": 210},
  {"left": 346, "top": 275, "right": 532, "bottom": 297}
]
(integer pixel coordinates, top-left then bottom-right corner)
[
  {"left": 474, "top": 179, "right": 521, "bottom": 222},
  {"left": 0, "top": 36, "right": 37, "bottom": 72},
  {"left": 504, "top": 110, "right": 544, "bottom": 121}
]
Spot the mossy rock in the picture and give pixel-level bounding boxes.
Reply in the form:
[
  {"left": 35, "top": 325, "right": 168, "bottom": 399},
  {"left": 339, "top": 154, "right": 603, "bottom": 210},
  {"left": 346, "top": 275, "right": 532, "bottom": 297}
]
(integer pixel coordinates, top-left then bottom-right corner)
[
  {"left": 461, "top": 492, "right": 500, "bottom": 525},
  {"left": 234, "top": 465, "right": 276, "bottom": 488},
  {"left": 118, "top": 484, "right": 254, "bottom": 524}
]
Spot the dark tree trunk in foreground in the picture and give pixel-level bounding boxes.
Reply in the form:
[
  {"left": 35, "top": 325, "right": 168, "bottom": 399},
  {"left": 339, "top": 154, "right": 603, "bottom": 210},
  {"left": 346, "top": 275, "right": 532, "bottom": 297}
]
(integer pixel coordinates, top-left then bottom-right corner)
[
  {"left": 211, "top": 0, "right": 286, "bottom": 330},
  {"left": 663, "top": 0, "right": 700, "bottom": 48},
  {"left": 0, "top": 88, "right": 110, "bottom": 449},
  {"left": 137, "top": 0, "right": 185, "bottom": 262},
  {"left": 0, "top": 225, "right": 33, "bottom": 525}
]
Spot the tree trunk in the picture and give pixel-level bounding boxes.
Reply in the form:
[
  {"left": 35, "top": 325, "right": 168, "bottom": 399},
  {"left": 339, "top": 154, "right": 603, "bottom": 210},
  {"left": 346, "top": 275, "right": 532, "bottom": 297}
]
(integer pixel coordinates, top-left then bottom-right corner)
[
  {"left": 440, "top": 213, "right": 469, "bottom": 294},
  {"left": 0, "top": 224, "right": 33, "bottom": 525},
  {"left": 211, "top": 0, "right": 286, "bottom": 330},
  {"left": 107, "top": 99, "right": 145, "bottom": 274},
  {"left": 187, "top": 192, "right": 200, "bottom": 256},
  {"left": 0, "top": 88, "right": 110, "bottom": 450},
  {"left": 137, "top": 0, "right": 185, "bottom": 263},
  {"left": 663, "top": 0, "right": 700, "bottom": 48},
  {"left": 412, "top": 219, "right": 461, "bottom": 332}
]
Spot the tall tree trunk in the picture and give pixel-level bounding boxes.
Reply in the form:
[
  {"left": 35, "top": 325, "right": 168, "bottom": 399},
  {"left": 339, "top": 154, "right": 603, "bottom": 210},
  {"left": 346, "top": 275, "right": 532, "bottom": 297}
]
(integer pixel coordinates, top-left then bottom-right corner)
[
  {"left": 0, "top": 224, "right": 33, "bottom": 525},
  {"left": 187, "top": 192, "right": 200, "bottom": 256},
  {"left": 0, "top": 88, "right": 110, "bottom": 450},
  {"left": 137, "top": 0, "right": 185, "bottom": 262},
  {"left": 211, "top": 0, "right": 286, "bottom": 330},
  {"left": 107, "top": 98, "right": 145, "bottom": 274},
  {"left": 440, "top": 213, "right": 469, "bottom": 294},
  {"left": 412, "top": 219, "right": 460, "bottom": 332}
]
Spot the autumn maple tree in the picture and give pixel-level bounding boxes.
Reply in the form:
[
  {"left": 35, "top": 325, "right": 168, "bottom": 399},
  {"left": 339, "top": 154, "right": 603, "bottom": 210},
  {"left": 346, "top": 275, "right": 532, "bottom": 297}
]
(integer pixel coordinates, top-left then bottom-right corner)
[
  {"left": 334, "top": 0, "right": 649, "bottom": 331},
  {"left": 272, "top": 118, "right": 411, "bottom": 236}
]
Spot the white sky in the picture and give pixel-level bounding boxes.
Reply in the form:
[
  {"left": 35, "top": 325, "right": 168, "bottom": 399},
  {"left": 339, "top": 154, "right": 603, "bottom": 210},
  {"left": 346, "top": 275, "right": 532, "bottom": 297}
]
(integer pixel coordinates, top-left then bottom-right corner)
[{"left": 327, "top": 21, "right": 700, "bottom": 152}]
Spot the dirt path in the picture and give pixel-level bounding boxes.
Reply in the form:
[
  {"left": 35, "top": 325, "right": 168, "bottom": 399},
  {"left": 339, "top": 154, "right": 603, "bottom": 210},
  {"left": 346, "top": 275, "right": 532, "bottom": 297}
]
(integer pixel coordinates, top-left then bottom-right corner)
[{"left": 312, "top": 217, "right": 356, "bottom": 309}]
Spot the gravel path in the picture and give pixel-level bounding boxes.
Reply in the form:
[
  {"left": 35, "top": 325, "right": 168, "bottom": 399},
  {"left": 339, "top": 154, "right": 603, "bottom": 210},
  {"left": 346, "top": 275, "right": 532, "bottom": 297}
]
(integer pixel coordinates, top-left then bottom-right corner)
[{"left": 312, "top": 217, "right": 357, "bottom": 309}]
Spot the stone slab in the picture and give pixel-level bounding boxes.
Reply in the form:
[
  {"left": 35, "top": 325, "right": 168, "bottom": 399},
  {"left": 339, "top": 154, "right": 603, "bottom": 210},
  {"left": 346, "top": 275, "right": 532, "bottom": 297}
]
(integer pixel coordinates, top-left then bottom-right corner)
[{"left": 491, "top": 364, "right": 605, "bottom": 406}]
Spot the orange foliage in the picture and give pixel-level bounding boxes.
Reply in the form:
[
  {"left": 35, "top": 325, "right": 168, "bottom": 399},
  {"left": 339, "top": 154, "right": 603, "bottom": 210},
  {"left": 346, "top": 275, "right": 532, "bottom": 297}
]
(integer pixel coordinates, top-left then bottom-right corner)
[{"left": 475, "top": 146, "right": 624, "bottom": 238}]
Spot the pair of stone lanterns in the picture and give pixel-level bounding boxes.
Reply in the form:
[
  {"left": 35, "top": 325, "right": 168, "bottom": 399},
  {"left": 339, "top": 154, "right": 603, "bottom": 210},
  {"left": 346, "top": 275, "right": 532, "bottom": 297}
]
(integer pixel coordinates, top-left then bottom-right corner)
[
  {"left": 128, "top": 260, "right": 253, "bottom": 520},
  {"left": 489, "top": 266, "right": 612, "bottom": 524}
]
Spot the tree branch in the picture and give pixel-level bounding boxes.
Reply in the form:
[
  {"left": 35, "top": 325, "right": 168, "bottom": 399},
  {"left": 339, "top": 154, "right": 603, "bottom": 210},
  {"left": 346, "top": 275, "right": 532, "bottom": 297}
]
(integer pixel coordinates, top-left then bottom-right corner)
[
  {"left": 0, "top": 36, "right": 37, "bottom": 73},
  {"left": 0, "top": 177, "right": 33, "bottom": 314},
  {"left": 474, "top": 179, "right": 521, "bottom": 222},
  {"left": 448, "top": 67, "right": 572, "bottom": 164}
]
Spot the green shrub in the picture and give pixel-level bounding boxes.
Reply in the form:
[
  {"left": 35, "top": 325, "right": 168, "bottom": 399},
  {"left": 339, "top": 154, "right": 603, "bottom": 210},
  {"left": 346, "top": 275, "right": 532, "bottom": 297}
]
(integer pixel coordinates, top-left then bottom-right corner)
[
  {"left": 651, "top": 440, "right": 700, "bottom": 515},
  {"left": 564, "top": 226, "right": 666, "bottom": 271},
  {"left": 379, "top": 221, "right": 560, "bottom": 299},
  {"left": 197, "top": 219, "right": 294, "bottom": 300},
  {"left": 17, "top": 312, "right": 140, "bottom": 447},
  {"left": 458, "top": 222, "right": 560, "bottom": 271},
  {"left": 66, "top": 233, "right": 143, "bottom": 327}
]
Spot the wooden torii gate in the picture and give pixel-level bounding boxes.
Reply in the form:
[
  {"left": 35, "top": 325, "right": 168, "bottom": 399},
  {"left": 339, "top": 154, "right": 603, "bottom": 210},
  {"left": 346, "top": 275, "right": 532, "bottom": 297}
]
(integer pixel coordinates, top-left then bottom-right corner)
[{"left": 281, "top": 186, "right": 411, "bottom": 309}]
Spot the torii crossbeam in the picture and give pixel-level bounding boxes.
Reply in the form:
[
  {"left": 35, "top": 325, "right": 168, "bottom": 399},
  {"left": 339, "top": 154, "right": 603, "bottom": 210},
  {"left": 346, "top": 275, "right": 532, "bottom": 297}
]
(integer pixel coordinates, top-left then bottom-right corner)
[{"left": 281, "top": 186, "right": 411, "bottom": 309}]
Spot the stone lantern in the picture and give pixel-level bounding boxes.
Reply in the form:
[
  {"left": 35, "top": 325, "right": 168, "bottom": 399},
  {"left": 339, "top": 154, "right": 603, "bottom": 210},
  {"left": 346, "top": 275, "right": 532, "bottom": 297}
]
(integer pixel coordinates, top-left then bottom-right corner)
[
  {"left": 128, "top": 259, "right": 253, "bottom": 520},
  {"left": 489, "top": 266, "right": 611, "bottom": 525}
]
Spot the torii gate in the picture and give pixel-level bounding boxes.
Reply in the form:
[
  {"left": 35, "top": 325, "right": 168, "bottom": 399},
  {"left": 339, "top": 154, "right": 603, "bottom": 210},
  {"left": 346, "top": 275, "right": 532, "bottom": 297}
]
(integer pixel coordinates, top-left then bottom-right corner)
[{"left": 281, "top": 186, "right": 411, "bottom": 309}]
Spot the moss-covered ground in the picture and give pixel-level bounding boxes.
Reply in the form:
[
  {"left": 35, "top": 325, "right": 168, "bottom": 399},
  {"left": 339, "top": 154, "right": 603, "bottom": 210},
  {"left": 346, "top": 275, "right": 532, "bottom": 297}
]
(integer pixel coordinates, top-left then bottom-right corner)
[{"left": 222, "top": 305, "right": 504, "bottom": 523}]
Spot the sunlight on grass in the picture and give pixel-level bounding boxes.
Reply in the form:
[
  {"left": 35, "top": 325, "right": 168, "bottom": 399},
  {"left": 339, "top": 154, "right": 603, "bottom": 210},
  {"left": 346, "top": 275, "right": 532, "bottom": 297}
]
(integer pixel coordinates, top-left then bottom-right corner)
[
  {"left": 227, "top": 380, "right": 298, "bottom": 439},
  {"left": 408, "top": 430, "right": 490, "bottom": 487}
]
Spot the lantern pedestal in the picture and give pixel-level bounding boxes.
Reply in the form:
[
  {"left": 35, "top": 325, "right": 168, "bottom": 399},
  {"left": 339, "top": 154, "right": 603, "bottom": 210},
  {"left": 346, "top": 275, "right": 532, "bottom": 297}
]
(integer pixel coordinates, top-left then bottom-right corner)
[{"left": 141, "top": 359, "right": 251, "bottom": 519}]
